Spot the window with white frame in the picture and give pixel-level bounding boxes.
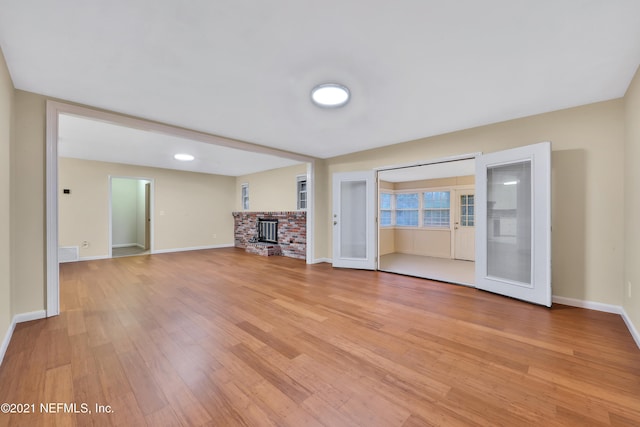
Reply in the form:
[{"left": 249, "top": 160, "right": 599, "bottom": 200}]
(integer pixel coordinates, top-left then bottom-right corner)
[
  {"left": 380, "top": 192, "right": 393, "bottom": 226},
  {"left": 296, "top": 176, "right": 307, "bottom": 210},
  {"left": 459, "top": 194, "right": 474, "bottom": 226},
  {"left": 378, "top": 189, "right": 454, "bottom": 228},
  {"left": 241, "top": 183, "right": 249, "bottom": 210},
  {"left": 423, "top": 191, "right": 451, "bottom": 227},
  {"left": 395, "top": 193, "right": 419, "bottom": 226}
]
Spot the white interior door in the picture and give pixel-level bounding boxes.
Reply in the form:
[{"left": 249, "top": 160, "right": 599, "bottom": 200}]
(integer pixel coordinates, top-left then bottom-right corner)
[
  {"left": 454, "top": 189, "right": 475, "bottom": 261},
  {"left": 332, "top": 171, "right": 376, "bottom": 270},
  {"left": 475, "top": 142, "right": 551, "bottom": 306}
]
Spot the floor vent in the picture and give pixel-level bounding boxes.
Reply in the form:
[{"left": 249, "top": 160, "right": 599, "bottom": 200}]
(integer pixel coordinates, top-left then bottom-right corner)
[{"left": 59, "top": 246, "right": 79, "bottom": 263}]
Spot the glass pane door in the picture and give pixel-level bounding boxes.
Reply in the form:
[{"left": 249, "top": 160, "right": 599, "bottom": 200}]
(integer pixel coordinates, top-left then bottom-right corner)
[
  {"left": 332, "top": 171, "right": 376, "bottom": 270},
  {"left": 340, "top": 180, "right": 367, "bottom": 258},
  {"left": 486, "top": 161, "right": 532, "bottom": 285},
  {"left": 475, "top": 142, "right": 551, "bottom": 306}
]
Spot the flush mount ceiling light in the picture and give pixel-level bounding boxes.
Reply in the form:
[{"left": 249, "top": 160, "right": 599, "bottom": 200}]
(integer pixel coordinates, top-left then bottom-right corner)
[
  {"left": 174, "top": 153, "right": 195, "bottom": 161},
  {"left": 311, "top": 83, "right": 350, "bottom": 108}
]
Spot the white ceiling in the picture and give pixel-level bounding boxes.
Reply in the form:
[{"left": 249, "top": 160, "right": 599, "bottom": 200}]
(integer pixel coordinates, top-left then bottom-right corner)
[
  {"left": 58, "top": 114, "right": 304, "bottom": 176},
  {"left": 2, "top": 1, "right": 640, "bottom": 160}
]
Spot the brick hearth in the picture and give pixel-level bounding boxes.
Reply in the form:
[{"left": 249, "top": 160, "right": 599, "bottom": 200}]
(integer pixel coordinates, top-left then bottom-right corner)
[{"left": 232, "top": 211, "right": 306, "bottom": 260}]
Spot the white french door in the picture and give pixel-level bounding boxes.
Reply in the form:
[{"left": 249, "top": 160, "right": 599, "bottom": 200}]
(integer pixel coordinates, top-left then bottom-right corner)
[
  {"left": 332, "top": 171, "right": 377, "bottom": 270},
  {"left": 475, "top": 142, "right": 551, "bottom": 306},
  {"left": 454, "top": 189, "right": 476, "bottom": 261}
]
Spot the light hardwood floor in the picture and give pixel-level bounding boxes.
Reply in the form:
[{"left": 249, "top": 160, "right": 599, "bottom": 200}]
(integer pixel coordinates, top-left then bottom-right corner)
[{"left": 1, "top": 248, "right": 639, "bottom": 426}]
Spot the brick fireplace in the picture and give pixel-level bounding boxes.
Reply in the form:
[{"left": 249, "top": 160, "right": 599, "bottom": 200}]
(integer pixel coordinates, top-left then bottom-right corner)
[{"left": 232, "top": 211, "right": 306, "bottom": 259}]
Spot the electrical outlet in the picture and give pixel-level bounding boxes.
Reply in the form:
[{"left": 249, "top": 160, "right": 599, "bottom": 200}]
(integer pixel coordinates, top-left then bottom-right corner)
[
  {"left": 628, "top": 281, "right": 632, "bottom": 298},
  {"left": 212, "top": 234, "right": 217, "bottom": 239},
  {"left": 81, "top": 240, "right": 89, "bottom": 248}
]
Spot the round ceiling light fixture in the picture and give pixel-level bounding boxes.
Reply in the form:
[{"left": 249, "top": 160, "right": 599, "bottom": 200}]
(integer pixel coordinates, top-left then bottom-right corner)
[
  {"left": 311, "top": 83, "right": 350, "bottom": 108},
  {"left": 174, "top": 153, "right": 195, "bottom": 161}
]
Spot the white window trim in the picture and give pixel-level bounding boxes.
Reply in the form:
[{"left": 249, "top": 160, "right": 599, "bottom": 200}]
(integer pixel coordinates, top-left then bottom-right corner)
[
  {"left": 296, "top": 175, "right": 307, "bottom": 211},
  {"left": 379, "top": 191, "right": 394, "bottom": 227},
  {"left": 422, "top": 190, "right": 452, "bottom": 229},
  {"left": 394, "top": 191, "right": 421, "bottom": 227},
  {"left": 241, "top": 183, "right": 249, "bottom": 211},
  {"left": 379, "top": 184, "right": 473, "bottom": 230}
]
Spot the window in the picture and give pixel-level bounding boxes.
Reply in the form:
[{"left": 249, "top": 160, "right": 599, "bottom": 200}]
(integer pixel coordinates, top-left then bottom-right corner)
[
  {"left": 297, "top": 176, "right": 307, "bottom": 210},
  {"left": 395, "top": 193, "right": 419, "bottom": 226},
  {"left": 241, "top": 183, "right": 249, "bottom": 210},
  {"left": 423, "top": 191, "right": 450, "bottom": 227},
  {"left": 380, "top": 192, "right": 393, "bottom": 226},
  {"left": 460, "top": 194, "right": 474, "bottom": 226}
]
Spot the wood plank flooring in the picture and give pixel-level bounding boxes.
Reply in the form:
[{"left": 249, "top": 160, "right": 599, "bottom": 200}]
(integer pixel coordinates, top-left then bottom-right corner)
[{"left": 1, "top": 247, "right": 639, "bottom": 426}]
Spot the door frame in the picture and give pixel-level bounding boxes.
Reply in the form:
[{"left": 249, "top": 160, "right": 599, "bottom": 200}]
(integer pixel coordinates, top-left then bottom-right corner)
[
  {"left": 375, "top": 153, "right": 480, "bottom": 269},
  {"left": 145, "top": 182, "right": 151, "bottom": 250},
  {"left": 375, "top": 145, "right": 551, "bottom": 307},
  {"left": 46, "top": 101, "right": 315, "bottom": 317},
  {"left": 108, "top": 176, "right": 155, "bottom": 258}
]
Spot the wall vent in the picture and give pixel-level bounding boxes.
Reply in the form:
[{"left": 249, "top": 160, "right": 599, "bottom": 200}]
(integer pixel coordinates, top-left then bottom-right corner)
[{"left": 59, "top": 246, "right": 79, "bottom": 263}]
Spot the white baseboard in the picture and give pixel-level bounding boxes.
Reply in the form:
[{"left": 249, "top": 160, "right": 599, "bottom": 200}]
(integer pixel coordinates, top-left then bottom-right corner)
[
  {"left": 76, "top": 245, "right": 235, "bottom": 261},
  {"left": 0, "top": 310, "right": 47, "bottom": 367},
  {"left": 0, "top": 319, "right": 16, "bottom": 366},
  {"left": 552, "top": 296, "right": 622, "bottom": 314},
  {"left": 312, "top": 258, "right": 332, "bottom": 264},
  {"left": 153, "top": 244, "right": 235, "bottom": 254},
  {"left": 79, "top": 255, "right": 110, "bottom": 261},
  {"left": 553, "top": 296, "right": 639, "bottom": 349},
  {"left": 621, "top": 307, "right": 640, "bottom": 349},
  {"left": 14, "top": 310, "right": 47, "bottom": 323}
]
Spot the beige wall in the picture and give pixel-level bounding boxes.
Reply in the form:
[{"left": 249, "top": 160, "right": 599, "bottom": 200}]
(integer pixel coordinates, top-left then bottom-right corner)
[
  {"left": 313, "top": 159, "right": 329, "bottom": 260},
  {"left": 235, "top": 163, "right": 307, "bottom": 212},
  {"left": 321, "top": 100, "right": 625, "bottom": 306},
  {"left": 0, "top": 48, "right": 13, "bottom": 336},
  {"left": 59, "top": 157, "right": 236, "bottom": 258},
  {"left": 624, "top": 65, "right": 640, "bottom": 335},
  {"left": 379, "top": 228, "right": 395, "bottom": 255},
  {"left": 395, "top": 229, "right": 451, "bottom": 258},
  {"left": 11, "top": 90, "right": 45, "bottom": 315}
]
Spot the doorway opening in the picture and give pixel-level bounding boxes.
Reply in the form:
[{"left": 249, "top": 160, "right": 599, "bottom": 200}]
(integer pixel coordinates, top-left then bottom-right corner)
[
  {"left": 332, "top": 142, "right": 550, "bottom": 306},
  {"left": 110, "top": 177, "right": 153, "bottom": 258},
  {"left": 47, "top": 101, "right": 316, "bottom": 317},
  {"left": 377, "top": 158, "right": 476, "bottom": 286}
]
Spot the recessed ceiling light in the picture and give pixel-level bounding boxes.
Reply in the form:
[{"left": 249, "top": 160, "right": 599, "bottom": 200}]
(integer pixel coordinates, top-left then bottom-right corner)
[
  {"left": 311, "top": 83, "right": 350, "bottom": 108},
  {"left": 174, "top": 153, "right": 195, "bottom": 161}
]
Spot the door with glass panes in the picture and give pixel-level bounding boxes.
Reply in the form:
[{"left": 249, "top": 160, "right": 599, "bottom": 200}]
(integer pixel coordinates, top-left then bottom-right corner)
[
  {"left": 475, "top": 142, "right": 551, "bottom": 307},
  {"left": 454, "top": 190, "right": 475, "bottom": 261}
]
